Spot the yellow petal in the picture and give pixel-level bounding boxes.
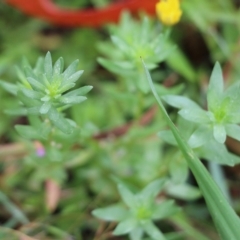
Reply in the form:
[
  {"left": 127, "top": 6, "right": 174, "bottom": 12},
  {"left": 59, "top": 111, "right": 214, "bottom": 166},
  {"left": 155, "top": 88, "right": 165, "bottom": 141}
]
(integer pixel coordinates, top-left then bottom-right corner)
[{"left": 156, "top": 0, "right": 182, "bottom": 26}]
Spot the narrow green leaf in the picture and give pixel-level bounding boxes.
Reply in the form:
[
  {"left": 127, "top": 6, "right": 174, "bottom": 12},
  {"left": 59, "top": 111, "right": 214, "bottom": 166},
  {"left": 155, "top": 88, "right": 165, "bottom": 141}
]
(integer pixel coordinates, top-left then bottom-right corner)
[
  {"left": 41, "top": 73, "right": 51, "bottom": 88},
  {"left": 178, "top": 108, "right": 210, "bottom": 124},
  {"left": 27, "top": 77, "right": 45, "bottom": 91},
  {"left": 28, "top": 115, "right": 42, "bottom": 128},
  {"left": 208, "top": 162, "right": 231, "bottom": 203},
  {"left": 98, "top": 58, "right": 133, "bottom": 76},
  {"left": 21, "top": 88, "right": 43, "bottom": 100},
  {"left": 213, "top": 124, "right": 226, "bottom": 143},
  {"left": 198, "top": 140, "right": 236, "bottom": 166},
  {"left": 223, "top": 82, "right": 240, "bottom": 119},
  {"left": 65, "top": 86, "right": 93, "bottom": 97},
  {"left": 169, "top": 153, "right": 189, "bottom": 183},
  {"left": 227, "top": 152, "right": 240, "bottom": 166},
  {"left": 24, "top": 66, "right": 37, "bottom": 80},
  {"left": 138, "top": 71, "right": 150, "bottom": 93},
  {"left": 17, "top": 91, "right": 40, "bottom": 107},
  {"left": 188, "top": 125, "right": 212, "bottom": 148},
  {"left": 208, "top": 62, "right": 224, "bottom": 95},
  {"left": 4, "top": 108, "right": 27, "bottom": 116},
  {"left": 162, "top": 95, "right": 201, "bottom": 109},
  {"left": 40, "top": 101, "right": 51, "bottom": 114},
  {"left": 155, "top": 84, "right": 184, "bottom": 96},
  {"left": 129, "top": 228, "right": 143, "bottom": 240},
  {"left": 48, "top": 107, "right": 74, "bottom": 134},
  {"left": 143, "top": 221, "right": 166, "bottom": 240},
  {"left": 171, "top": 213, "right": 210, "bottom": 240},
  {"left": 0, "top": 81, "right": 18, "bottom": 95},
  {"left": 92, "top": 205, "right": 128, "bottom": 221},
  {"left": 59, "top": 96, "right": 87, "bottom": 105},
  {"left": 143, "top": 59, "right": 240, "bottom": 240},
  {"left": 0, "top": 191, "right": 29, "bottom": 224},
  {"left": 113, "top": 218, "right": 138, "bottom": 236},
  {"left": 41, "top": 95, "right": 51, "bottom": 102},
  {"left": 226, "top": 112, "right": 240, "bottom": 124},
  {"left": 15, "top": 125, "right": 39, "bottom": 139},
  {"left": 58, "top": 83, "right": 75, "bottom": 93},
  {"left": 166, "top": 45, "right": 196, "bottom": 82},
  {"left": 44, "top": 52, "right": 53, "bottom": 80},
  {"left": 165, "top": 183, "right": 201, "bottom": 201},
  {"left": 34, "top": 57, "right": 44, "bottom": 75},
  {"left": 62, "top": 59, "right": 79, "bottom": 79},
  {"left": 111, "top": 36, "right": 129, "bottom": 52},
  {"left": 139, "top": 179, "right": 165, "bottom": 200},
  {"left": 207, "top": 62, "right": 224, "bottom": 111},
  {"left": 38, "top": 123, "right": 51, "bottom": 139},
  {"left": 27, "top": 106, "right": 41, "bottom": 115},
  {"left": 225, "top": 124, "right": 240, "bottom": 141},
  {"left": 64, "top": 70, "right": 83, "bottom": 84},
  {"left": 118, "top": 184, "right": 136, "bottom": 209},
  {"left": 152, "top": 200, "right": 180, "bottom": 220},
  {"left": 53, "top": 57, "right": 64, "bottom": 75},
  {"left": 16, "top": 66, "right": 30, "bottom": 87}
]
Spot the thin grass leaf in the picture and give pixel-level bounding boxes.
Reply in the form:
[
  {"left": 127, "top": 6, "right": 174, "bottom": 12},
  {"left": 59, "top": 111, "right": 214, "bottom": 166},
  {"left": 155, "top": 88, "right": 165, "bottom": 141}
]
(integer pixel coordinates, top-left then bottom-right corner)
[{"left": 0, "top": 191, "right": 28, "bottom": 225}]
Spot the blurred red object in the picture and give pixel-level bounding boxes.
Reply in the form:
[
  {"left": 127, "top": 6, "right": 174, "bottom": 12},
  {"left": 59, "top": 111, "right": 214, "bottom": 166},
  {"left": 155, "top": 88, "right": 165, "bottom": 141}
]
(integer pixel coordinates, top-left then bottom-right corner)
[{"left": 6, "top": 0, "right": 158, "bottom": 27}]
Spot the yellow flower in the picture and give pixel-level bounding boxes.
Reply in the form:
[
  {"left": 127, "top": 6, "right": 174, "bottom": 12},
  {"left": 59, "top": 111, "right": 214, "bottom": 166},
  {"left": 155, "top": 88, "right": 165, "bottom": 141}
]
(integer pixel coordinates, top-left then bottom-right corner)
[{"left": 156, "top": 0, "right": 182, "bottom": 26}]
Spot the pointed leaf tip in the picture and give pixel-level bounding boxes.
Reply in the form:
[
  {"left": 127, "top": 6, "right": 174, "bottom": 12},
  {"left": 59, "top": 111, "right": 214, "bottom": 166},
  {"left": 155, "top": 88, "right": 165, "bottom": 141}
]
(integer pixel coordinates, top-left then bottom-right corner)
[
  {"left": 44, "top": 52, "right": 53, "bottom": 80},
  {"left": 207, "top": 62, "right": 224, "bottom": 111}
]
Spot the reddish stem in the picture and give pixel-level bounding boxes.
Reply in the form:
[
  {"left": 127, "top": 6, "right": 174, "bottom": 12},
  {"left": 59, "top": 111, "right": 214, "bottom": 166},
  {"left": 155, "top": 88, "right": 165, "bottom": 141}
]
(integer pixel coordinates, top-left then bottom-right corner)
[{"left": 6, "top": 0, "right": 158, "bottom": 27}]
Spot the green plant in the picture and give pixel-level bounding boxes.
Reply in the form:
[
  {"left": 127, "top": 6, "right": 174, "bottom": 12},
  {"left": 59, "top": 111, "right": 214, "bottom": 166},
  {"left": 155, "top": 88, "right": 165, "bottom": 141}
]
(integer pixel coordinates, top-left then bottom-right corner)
[
  {"left": 0, "top": 52, "right": 92, "bottom": 184},
  {"left": 163, "top": 62, "right": 240, "bottom": 145},
  {"left": 93, "top": 179, "right": 180, "bottom": 240},
  {"left": 98, "top": 12, "right": 174, "bottom": 93},
  {"left": 1, "top": 52, "right": 92, "bottom": 134}
]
